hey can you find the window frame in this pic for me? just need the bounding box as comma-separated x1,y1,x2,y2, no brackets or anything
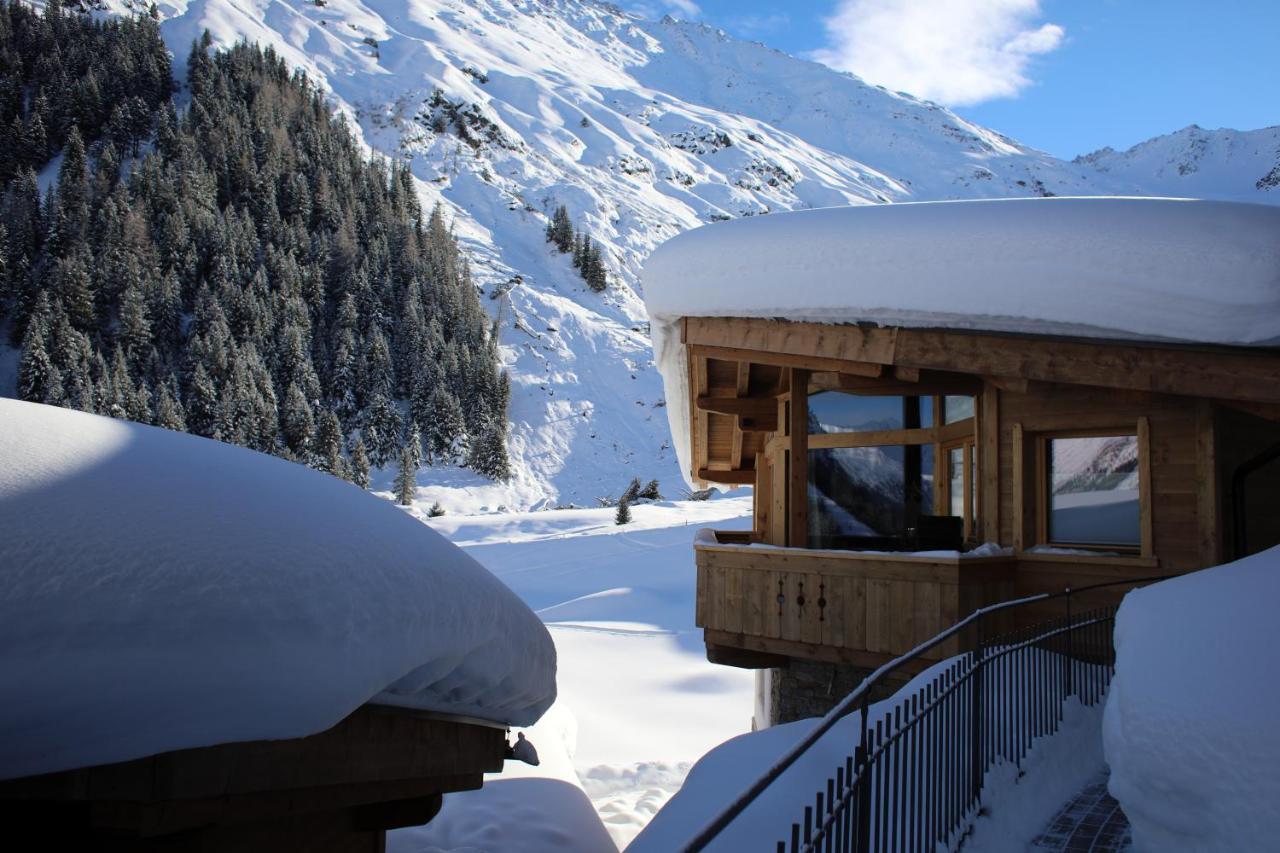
803,388,979,548
940,435,977,540
1030,421,1152,556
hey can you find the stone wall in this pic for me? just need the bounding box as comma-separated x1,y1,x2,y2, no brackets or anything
766,659,911,726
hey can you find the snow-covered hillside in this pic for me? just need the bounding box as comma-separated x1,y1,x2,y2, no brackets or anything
1076,124,1280,203
71,0,1276,510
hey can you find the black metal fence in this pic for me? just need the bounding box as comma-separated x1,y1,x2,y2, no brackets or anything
682,578,1167,853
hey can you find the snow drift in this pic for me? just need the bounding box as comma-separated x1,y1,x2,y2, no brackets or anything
643,196,1280,485
0,399,556,781
1104,547,1280,850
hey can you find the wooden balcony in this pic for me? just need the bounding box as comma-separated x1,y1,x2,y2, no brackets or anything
694,532,1016,671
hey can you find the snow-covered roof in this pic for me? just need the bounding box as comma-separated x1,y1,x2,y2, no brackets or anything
0,399,556,781
642,197,1280,485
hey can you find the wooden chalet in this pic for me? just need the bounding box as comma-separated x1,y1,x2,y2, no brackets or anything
644,198,1280,724
0,705,506,852
0,398,556,852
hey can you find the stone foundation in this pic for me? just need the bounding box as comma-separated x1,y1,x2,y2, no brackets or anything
763,659,912,727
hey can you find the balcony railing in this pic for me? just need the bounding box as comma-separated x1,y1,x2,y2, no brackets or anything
681,576,1167,853
695,533,1017,664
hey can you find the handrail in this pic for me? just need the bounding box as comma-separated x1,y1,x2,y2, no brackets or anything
680,574,1169,852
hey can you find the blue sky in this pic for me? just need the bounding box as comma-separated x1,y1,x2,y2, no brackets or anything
638,1,1280,159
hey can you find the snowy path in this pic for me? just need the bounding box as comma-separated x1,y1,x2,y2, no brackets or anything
389,496,757,851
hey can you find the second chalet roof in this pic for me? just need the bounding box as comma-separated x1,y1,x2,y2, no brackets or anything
643,197,1280,348
0,399,557,781
642,197,1280,486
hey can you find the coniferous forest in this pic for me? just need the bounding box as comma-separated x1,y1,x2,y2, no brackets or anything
0,0,511,484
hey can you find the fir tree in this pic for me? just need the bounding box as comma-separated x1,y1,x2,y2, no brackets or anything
17,296,59,403
155,381,187,431
545,204,574,253
0,28,509,484
394,443,417,506
615,496,632,526
315,409,345,475
621,477,642,504
349,435,371,489
467,420,511,481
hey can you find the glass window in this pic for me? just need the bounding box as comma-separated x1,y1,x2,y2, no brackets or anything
809,392,932,434
1047,435,1140,547
943,395,975,424
948,446,965,518
808,445,934,548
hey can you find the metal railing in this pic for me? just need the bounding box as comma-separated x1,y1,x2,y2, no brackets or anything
682,577,1168,853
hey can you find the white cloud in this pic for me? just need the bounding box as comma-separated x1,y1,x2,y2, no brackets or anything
812,0,1064,106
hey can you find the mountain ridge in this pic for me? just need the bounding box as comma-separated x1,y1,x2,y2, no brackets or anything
55,0,1280,509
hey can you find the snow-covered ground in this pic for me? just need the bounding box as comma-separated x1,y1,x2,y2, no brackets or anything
386,494,756,850
1104,546,1280,851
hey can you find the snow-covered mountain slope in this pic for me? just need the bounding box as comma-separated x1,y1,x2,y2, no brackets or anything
82,0,1277,510
1075,124,1280,202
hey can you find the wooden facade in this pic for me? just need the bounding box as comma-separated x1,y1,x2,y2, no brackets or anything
682,316,1280,672
0,704,508,852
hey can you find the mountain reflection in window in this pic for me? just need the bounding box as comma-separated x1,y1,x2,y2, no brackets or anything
1047,435,1140,547
807,392,933,549
809,391,932,433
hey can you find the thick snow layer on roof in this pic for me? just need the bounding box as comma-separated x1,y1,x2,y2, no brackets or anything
643,197,1280,485
0,399,555,781
1103,547,1280,850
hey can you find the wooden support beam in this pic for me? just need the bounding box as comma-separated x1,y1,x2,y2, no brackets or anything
697,467,756,484
690,343,885,378
788,368,809,548
1138,416,1153,558
985,375,1030,394
732,362,751,468
695,395,777,418
1195,401,1221,567
691,352,709,486
737,412,778,433
894,365,921,382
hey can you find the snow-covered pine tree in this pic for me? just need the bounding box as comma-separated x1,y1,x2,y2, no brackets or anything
546,204,574,253
468,420,511,481
621,477,642,504
394,443,417,506
315,410,345,475
0,22,512,485
640,479,662,500
349,435,371,489
615,497,632,525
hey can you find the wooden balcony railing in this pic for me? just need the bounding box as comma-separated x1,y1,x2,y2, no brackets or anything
694,533,1016,668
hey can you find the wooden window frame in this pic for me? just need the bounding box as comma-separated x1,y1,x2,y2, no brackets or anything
940,436,977,540
805,391,973,449
1022,419,1153,557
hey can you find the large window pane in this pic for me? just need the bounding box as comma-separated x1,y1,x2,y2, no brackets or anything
808,445,934,548
1047,435,1140,547
809,392,932,434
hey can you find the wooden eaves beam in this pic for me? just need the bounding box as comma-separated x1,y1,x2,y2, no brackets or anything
685,316,1280,405
696,467,756,484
